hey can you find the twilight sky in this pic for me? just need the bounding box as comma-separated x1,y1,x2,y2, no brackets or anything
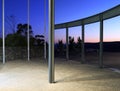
0,0,120,43
55,0,120,43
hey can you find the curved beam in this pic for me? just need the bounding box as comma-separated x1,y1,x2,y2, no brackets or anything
55,5,120,29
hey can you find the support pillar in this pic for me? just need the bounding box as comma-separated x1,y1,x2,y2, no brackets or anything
44,0,47,60
99,15,103,68
81,24,85,63
66,27,69,60
48,0,55,83
2,0,5,64
27,0,30,61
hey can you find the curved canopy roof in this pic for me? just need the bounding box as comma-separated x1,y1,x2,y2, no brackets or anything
55,5,120,29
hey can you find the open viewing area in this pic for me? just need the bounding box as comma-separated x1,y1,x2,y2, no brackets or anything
0,59,120,91
0,0,120,91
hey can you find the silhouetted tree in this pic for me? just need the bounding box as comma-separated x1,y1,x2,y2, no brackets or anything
16,23,33,37
76,36,82,52
16,24,23,34
77,37,81,47
5,34,27,46
57,40,64,56
5,23,34,47
5,23,46,47
69,36,75,52
58,40,64,51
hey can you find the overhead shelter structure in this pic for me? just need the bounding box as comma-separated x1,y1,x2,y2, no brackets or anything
1,0,120,83
54,4,120,67
49,1,120,83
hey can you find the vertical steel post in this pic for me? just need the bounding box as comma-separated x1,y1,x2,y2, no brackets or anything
81,23,85,63
66,27,69,60
2,0,5,64
27,0,30,61
44,0,47,59
99,15,103,68
48,0,55,83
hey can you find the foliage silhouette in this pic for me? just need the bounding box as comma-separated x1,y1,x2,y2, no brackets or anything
76,37,82,52
16,23,33,37
5,33,27,46
69,36,75,53
55,40,65,57
55,36,82,57
5,23,44,47
58,40,64,52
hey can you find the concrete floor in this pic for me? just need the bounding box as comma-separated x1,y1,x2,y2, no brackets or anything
0,58,120,91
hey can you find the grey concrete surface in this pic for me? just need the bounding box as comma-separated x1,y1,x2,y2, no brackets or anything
0,58,120,91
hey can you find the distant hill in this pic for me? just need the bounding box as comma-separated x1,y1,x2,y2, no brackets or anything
85,41,120,52
55,41,120,53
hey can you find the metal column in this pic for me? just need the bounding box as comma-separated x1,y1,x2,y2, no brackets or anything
27,0,30,61
2,0,5,64
48,0,55,83
44,0,47,59
81,24,85,63
66,27,69,60
99,15,103,68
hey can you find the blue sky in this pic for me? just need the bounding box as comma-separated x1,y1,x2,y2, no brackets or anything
55,0,120,23
55,0,120,43
0,0,120,43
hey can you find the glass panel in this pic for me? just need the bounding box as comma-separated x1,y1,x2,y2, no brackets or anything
104,16,120,69
55,29,66,58
69,26,81,61
5,0,28,61
29,0,44,60
85,22,99,65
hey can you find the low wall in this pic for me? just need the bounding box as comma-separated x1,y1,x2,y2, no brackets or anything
0,46,44,61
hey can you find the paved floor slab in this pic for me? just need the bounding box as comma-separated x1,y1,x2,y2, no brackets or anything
0,58,120,91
